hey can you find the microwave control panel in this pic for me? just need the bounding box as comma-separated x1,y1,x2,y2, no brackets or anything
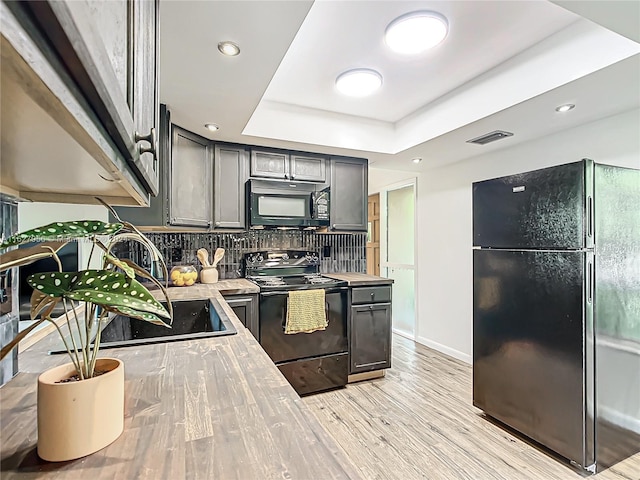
313,191,330,220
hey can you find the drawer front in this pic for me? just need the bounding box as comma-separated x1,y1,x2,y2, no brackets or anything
351,286,391,304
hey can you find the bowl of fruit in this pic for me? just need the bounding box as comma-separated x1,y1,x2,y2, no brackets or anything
170,265,198,287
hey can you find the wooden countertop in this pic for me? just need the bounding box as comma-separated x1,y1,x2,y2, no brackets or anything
324,272,394,286
0,283,360,479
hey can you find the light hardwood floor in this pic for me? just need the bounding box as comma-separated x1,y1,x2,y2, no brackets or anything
303,335,640,480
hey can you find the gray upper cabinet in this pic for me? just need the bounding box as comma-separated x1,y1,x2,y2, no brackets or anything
250,150,289,180
23,0,160,196
251,149,326,182
0,0,161,205
330,157,368,231
112,104,170,226
290,155,326,182
169,127,212,228
214,145,248,229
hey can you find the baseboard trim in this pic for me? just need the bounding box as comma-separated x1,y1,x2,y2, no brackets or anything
416,336,471,364
348,370,385,383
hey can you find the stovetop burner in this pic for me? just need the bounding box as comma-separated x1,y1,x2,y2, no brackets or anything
244,250,347,291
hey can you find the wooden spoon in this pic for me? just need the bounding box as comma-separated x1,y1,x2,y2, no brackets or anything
211,248,225,267
197,248,211,267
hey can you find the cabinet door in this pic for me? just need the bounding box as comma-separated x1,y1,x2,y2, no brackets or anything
169,127,212,228
112,104,170,225
130,0,160,195
25,0,159,195
250,150,290,180
330,158,368,231
214,145,248,229
350,303,392,374
290,155,326,182
223,294,258,339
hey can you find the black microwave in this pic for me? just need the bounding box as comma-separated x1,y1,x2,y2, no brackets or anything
248,179,330,228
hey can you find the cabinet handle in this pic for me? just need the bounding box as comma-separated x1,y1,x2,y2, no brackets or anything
135,127,157,157
290,174,295,180
284,174,289,180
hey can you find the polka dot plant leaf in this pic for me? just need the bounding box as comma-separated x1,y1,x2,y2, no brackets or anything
27,270,171,321
0,221,123,248
103,304,170,328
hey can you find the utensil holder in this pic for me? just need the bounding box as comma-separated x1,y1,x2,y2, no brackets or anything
200,266,218,284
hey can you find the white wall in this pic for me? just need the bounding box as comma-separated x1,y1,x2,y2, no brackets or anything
413,108,639,363
18,202,109,270
368,167,420,195
369,109,640,363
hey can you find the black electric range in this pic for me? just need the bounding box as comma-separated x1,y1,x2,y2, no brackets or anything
244,250,348,395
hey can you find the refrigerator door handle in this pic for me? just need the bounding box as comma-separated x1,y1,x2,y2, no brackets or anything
587,260,594,304
587,196,593,238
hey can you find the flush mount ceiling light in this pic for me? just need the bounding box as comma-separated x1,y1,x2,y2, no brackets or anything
204,123,219,132
412,157,422,164
217,41,240,56
335,69,383,97
555,103,575,113
385,11,449,55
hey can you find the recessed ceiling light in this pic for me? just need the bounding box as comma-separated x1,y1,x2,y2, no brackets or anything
385,11,448,55
412,158,422,164
204,123,219,132
218,41,240,56
335,69,383,97
555,103,575,113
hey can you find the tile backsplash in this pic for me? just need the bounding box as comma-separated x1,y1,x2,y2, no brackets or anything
0,194,19,386
113,230,367,279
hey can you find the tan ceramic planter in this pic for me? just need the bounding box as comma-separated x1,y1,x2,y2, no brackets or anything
37,358,124,462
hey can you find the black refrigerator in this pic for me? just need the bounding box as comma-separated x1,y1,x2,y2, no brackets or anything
473,159,640,473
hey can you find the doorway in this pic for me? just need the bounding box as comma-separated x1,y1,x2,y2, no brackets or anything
367,193,380,276
381,181,416,339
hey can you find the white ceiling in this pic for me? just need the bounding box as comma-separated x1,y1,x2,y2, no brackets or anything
160,0,640,172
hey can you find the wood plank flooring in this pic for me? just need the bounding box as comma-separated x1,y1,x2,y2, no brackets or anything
303,335,640,480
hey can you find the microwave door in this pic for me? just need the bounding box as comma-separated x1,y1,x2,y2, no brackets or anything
252,193,310,227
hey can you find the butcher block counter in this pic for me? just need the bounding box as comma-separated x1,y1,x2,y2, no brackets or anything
324,272,393,286
0,280,361,479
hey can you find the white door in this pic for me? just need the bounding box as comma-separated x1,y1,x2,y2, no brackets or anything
381,181,416,339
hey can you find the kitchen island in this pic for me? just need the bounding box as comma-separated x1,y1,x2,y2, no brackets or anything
0,280,361,479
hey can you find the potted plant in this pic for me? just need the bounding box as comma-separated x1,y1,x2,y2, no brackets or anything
0,201,172,461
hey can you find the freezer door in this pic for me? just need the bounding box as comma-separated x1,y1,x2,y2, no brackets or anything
473,161,586,249
473,249,588,466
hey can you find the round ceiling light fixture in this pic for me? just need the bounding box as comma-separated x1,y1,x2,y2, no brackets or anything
555,103,575,113
335,69,383,97
412,157,422,164
204,123,220,132
385,11,449,55
217,41,240,56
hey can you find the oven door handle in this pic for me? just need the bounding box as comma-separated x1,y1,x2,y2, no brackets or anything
260,286,348,297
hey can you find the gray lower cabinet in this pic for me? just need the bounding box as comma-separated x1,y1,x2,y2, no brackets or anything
169,126,212,227
349,285,392,374
214,145,248,229
223,294,258,339
330,157,368,231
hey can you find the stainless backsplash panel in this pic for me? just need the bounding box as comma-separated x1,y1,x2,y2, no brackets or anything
113,231,367,279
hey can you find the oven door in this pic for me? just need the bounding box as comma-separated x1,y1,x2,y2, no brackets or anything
259,287,348,363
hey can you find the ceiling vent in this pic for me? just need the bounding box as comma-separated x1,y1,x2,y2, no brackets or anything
466,130,513,145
